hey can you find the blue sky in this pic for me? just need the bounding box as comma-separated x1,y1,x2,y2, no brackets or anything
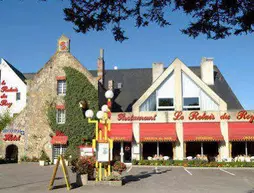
0,1,253,109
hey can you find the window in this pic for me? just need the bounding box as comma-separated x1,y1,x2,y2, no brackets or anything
157,98,174,111
57,109,66,124
53,145,67,159
57,80,66,95
16,92,21,101
183,97,200,111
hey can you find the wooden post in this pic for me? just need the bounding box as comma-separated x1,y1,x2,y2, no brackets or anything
48,155,71,191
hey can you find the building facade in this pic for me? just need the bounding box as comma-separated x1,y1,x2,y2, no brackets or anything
1,35,253,163
0,35,98,162
0,58,27,117
101,59,254,162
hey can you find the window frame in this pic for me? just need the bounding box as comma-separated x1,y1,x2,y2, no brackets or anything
57,80,66,95
156,97,175,111
183,97,200,111
56,109,66,124
16,92,21,101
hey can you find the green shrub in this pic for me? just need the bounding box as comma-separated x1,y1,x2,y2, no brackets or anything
31,156,39,162
0,111,13,132
132,159,138,165
104,171,122,181
0,158,7,164
39,150,50,162
134,159,254,167
20,155,31,162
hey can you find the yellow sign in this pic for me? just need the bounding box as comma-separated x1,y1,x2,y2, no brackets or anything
48,155,71,191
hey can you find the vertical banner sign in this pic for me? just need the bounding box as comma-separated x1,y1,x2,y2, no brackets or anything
48,155,71,191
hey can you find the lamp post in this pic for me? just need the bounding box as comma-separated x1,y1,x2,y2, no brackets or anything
82,90,114,181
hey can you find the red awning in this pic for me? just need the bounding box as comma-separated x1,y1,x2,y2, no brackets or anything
56,76,66,80
109,124,132,141
56,105,65,110
140,123,177,142
183,122,223,141
51,136,68,145
228,122,254,141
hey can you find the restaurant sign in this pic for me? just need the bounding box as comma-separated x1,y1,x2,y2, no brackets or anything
0,80,18,108
118,113,157,121
173,110,254,123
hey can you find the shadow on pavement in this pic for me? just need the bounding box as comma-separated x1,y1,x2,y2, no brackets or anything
51,182,79,190
123,168,171,185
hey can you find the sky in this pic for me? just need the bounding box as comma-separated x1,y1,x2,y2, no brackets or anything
0,1,253,109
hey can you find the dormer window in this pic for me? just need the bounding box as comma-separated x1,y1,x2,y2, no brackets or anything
183,97,200,111
57,80,66,95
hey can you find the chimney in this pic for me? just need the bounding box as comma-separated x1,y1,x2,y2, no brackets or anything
201,57,214,85
152,63,164,82
97,49,105,85
108,80,114,90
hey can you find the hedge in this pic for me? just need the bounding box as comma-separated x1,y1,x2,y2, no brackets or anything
132,159,254,167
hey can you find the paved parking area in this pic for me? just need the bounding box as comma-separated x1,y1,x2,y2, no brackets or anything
1,163,254,193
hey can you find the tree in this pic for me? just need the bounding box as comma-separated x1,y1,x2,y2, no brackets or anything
62,0,253,42
0,111,13,132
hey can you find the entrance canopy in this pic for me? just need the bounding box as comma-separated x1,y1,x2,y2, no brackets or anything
51,136,68,145
109,124,132,141
140,123,177,142
183,122,223,141
228,122,254,141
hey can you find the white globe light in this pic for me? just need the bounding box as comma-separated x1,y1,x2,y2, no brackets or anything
85,110,94,118
96,111,104,119
101,105,108,112
105,90,114,99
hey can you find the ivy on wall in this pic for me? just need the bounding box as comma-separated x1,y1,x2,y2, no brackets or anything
47,67,98,158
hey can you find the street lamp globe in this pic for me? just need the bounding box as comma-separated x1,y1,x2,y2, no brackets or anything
96,111,104,119
85,109,94,118
105,90,114,99
101,104,108,112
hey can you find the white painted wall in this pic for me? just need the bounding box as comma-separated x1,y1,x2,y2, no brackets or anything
157,72,175,98
182,72,219,111
0,59,27,116
140,72,174,111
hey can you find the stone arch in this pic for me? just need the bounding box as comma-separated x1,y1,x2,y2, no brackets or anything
5,144,18,163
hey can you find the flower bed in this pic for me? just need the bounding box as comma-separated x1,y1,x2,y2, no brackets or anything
132,159,254,167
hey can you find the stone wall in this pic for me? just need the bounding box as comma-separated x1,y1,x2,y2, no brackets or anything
0,37,97,161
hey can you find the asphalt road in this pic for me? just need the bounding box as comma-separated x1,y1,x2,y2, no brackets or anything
1,163,254,193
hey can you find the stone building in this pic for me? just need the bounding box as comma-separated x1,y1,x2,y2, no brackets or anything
0,35,98,162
